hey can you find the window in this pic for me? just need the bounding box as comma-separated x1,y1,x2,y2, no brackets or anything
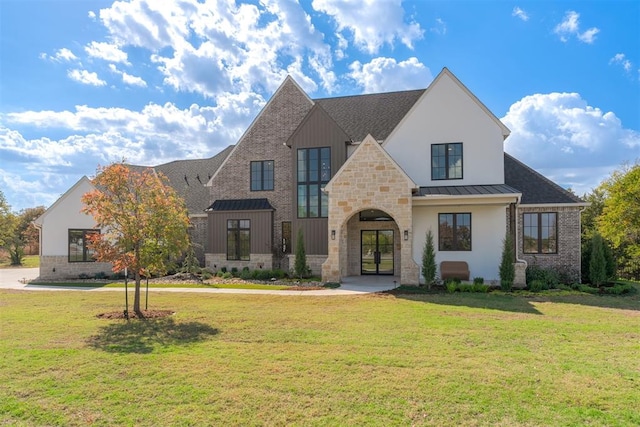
250,160,274,191
432,143,463,180
523,212,557,254
68,229,98,262
438,213,471,251
297,147,330,218
227,219,250,260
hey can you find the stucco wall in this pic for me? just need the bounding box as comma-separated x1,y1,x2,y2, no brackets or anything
384,71,506,187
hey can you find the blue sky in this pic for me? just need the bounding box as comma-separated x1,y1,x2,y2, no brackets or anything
1,0,638,211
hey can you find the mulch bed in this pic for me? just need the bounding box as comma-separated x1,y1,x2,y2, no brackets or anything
96,310,175,319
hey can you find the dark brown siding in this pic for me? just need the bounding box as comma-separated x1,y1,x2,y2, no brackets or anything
208,210,273,254
289,105,349,255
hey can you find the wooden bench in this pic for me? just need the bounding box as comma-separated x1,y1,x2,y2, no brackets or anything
440,261,470,281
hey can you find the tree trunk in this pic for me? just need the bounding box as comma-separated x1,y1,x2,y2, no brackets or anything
133,270,142,315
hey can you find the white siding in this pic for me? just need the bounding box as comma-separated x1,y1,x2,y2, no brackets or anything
412,204,507,282
39,177,98,257
385,72,506,187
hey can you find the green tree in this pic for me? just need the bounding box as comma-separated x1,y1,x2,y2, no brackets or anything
589,233,607,286
499,232,515,291
0,190,16,251
294,228,307,279
597,162,640,280
421,229,437,289
82,163,191,315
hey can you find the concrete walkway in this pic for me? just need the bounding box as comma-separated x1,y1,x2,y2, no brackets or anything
0,267,399,296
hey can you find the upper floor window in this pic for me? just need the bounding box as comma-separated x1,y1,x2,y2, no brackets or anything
523,212,557,254
250,160,274,191
297,147,330,218
432,143,463,180
438,213,471,251
227,219,250,260
69,229,99,262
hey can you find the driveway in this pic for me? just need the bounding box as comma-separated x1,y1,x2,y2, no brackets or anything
0,267,398,295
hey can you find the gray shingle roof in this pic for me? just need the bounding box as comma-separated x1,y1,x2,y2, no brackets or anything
504,153,583,204
417,184,520,197
126,145,234,215
206,198,274,211
314,89,425,142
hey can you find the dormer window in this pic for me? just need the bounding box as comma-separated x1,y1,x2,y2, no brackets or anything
250,160,274,191
432,143,463,180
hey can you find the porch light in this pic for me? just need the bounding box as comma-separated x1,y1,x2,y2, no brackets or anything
404,230,409,240
331,230,336,240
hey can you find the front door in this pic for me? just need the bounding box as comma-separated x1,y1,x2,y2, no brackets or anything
361,230,394,275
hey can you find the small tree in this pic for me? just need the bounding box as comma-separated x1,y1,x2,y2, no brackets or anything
421,229,437,289
589,233,607,286
82,163,190,315
499,232,515,291
294,228,307,279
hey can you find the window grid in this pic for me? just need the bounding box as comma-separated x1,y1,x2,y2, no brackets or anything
250,160,274,191
523,212,557,254
438,213,471,251
68,229,99,262
297,147,330,218
227,219,250,260
432,143,463,180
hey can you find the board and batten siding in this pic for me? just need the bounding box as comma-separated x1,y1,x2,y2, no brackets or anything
288,105,349,255
208,210,273,255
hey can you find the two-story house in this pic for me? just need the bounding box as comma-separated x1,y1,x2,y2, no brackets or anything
204,68,585,285
34,67,584,285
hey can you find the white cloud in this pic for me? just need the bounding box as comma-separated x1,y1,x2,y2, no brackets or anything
610,53,633,73
311,0,424,54
512,7,529,22
502,92,640,194
88,10,96,19
41,48,78,62
121,72,147,87
430,18,447,35
554,10,599,44
85,41,129,64
349,57,432,93
67,69,106,86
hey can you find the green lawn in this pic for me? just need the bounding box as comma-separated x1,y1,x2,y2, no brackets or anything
30,281,293,290
0,254,39,268
1,289,639,426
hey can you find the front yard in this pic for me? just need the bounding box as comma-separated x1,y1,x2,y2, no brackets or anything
1,288,638,426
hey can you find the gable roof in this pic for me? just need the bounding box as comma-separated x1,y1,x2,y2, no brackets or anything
33,176,95,226
504,153,584,204
314,89,424,142
128,145,234,215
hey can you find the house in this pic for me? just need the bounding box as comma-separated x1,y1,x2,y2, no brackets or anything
204,68,585,285
33,147,233,280
36,68,585,285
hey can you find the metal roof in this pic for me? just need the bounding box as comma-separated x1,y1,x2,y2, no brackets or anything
417,184,521,197
206,198,274,212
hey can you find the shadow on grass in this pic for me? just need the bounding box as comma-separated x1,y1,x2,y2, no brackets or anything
392,292,544,315
87,317,219,354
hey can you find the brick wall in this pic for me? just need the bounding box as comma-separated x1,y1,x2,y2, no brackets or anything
189,215,208,265
509,205,582,282
39,256,113,280
208,78,313,270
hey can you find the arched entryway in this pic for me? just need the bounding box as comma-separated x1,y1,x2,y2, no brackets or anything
345,209,400,276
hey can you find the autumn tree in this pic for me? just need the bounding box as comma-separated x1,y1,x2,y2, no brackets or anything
597,162,640,280
82,163,190,315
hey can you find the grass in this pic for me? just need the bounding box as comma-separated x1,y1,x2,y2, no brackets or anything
30,281,293,290
1,288,639,426
0,254,39,268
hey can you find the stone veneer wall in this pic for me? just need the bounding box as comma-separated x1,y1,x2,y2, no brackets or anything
322,136,420,284
205,253,273,273
208,78,314,270
285,254,326,276
509,205,582,282
38,256,113,281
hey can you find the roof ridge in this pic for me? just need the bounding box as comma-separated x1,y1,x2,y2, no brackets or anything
313,88,425,102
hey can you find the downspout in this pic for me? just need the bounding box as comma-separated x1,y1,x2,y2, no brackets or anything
512,198,527,288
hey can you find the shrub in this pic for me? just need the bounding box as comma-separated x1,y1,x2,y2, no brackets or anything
221,272,233,279
421,229,437,289
473,277,484,285
526,264,560,289
94,271,108,280
240,267,252,280
445,280,458,293
201,270,213,280
78,273,91,279
472,283,489,293
231,267,238,276
499,232,515,291
459,283,473,292
220,266,227,273
528,279,547,292
589,233,607,286
294,228,307,279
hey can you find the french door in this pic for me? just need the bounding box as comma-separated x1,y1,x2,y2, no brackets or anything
361,230,394,275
